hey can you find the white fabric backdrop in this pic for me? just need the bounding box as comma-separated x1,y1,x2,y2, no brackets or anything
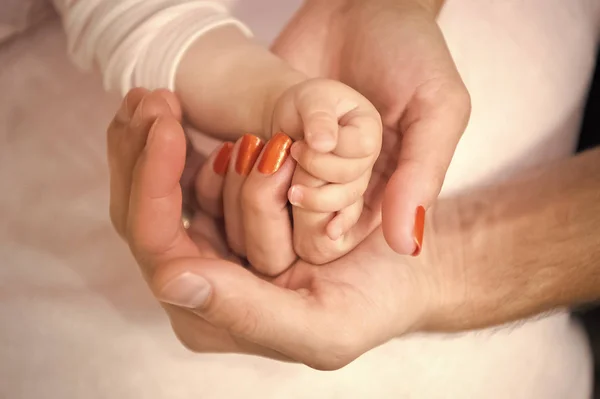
0,0,598,397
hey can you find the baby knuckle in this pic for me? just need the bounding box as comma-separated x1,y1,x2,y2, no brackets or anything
297,152,318,175
341,186,362,207
358,130,382,157
226,235,246,258
293,234,342,265
327,164,357,184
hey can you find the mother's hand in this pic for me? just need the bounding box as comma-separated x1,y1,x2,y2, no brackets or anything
272,0,471,255
109,89,451,370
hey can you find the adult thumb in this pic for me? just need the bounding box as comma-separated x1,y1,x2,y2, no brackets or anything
152,258,323,364
382,82,470,255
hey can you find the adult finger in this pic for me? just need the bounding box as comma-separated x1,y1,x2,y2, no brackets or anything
108,89,182,237
107,88,148,236
127,115,201,277
222,134,264,257
288,174,369,213
382,80,471,255
241,133,296,276
289,140,374,184
195,142,233,217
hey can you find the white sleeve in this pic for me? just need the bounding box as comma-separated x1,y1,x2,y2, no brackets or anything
52,0,252,96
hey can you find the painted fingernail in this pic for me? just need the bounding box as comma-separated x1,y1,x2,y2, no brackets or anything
213,142,233,176
258,132,292,175
157,272,211,309
412,206,426,256
288,185,303,206
235,134,264,176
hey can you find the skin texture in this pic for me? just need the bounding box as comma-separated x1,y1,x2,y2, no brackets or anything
270,0,471,255
175,26,384,271
109,88,600,371
174,0,470,258
108,89,431,370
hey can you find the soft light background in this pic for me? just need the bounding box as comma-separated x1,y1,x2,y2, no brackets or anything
0,1,598,398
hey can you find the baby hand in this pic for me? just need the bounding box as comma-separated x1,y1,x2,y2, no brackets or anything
271,78,383,264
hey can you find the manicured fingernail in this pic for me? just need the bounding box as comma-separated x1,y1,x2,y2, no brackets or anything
288,185,303,206
158,272,211,309
258,133,292,175
235,134,264,176
213,142,233,176
412,206,426,256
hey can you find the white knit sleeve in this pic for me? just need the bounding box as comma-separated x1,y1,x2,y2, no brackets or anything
52,0,252,96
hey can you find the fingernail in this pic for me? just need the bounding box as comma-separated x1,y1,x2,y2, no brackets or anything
258,132,292,175
412,206,426,256
288,185,303,206
213,142,233,176
158,272,211,309
147,117,161,146
235,134,264,176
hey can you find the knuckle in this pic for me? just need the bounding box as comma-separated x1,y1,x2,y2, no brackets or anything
307,333,360,370
332,168,356,184
338,184,362,210
134,92,172,124
226,235,246,258
297,150,318,176
293,231,342,265
241,182,270,214
357,126,382,157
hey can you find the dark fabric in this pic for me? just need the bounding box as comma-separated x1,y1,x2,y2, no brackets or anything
578,49,600,152
576,47,600,397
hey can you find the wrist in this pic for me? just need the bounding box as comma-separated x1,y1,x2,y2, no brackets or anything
414,198,471,333
259,69,305,141
175,26,304,140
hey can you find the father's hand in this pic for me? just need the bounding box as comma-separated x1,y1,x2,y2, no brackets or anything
272,0,471,255
108,89,451,370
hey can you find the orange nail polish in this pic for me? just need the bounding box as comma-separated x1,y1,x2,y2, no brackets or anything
213,142,233,175
235,134,264,176
258,133,292,175
412,206,426,256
